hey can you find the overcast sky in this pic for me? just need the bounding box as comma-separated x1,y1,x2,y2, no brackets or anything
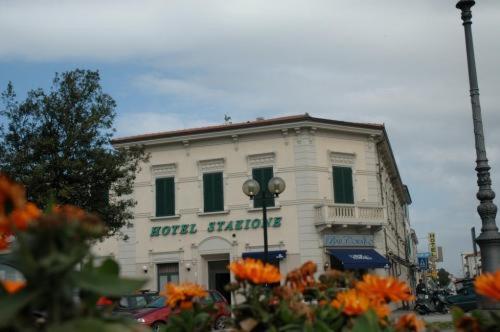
1,0,499,276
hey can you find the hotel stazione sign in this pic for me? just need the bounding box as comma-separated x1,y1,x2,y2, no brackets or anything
150,217,282,237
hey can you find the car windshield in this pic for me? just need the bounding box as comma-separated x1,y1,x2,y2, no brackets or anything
146,296,166,308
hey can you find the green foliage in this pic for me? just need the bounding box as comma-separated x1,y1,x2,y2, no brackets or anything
0,204,146,332
437,268,451,287
0,70,148,234
162,307,213,332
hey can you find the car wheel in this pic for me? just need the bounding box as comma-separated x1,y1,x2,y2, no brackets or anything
151,322,165,332
214,316,227,330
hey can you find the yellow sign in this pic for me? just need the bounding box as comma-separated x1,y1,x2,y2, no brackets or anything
428,233,437,259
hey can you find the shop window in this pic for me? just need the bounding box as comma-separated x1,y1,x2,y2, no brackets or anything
203,172,224,212
156,177,175,217
333,166,354,204
157,263,179,292
252,167,275,208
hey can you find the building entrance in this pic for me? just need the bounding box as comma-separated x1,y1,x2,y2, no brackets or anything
208,259,231,304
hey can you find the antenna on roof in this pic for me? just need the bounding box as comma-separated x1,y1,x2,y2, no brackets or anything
224,114,232,124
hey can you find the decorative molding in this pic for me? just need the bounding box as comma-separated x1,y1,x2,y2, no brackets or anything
231,135,239,151
276,165,329,173
247,152,275,167
198,158,225,173
182,140,190,156
330,152,356,166
151,163,177,177
281,129,289,145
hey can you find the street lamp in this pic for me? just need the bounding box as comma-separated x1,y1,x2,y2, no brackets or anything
242,176,286,264
456,0,500,309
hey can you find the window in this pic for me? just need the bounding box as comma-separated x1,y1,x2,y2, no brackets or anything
157,263,179,291
333,166,354,204
203,172,224,212
252,167,275,208
156,177,175,217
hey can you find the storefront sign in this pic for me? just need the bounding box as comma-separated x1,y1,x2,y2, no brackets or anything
324,234,374,247
150,217,282,237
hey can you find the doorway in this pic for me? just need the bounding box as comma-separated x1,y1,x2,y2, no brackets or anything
208,259,231,304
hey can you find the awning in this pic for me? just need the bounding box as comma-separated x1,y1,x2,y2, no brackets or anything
327,248,390,269
242,250,287,262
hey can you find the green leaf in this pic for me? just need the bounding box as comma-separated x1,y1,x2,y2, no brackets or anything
97,258,120,276
312,320,334,332
47,317,143,332
451,306,464,323
351,310,381,332
72,270,146,296
0,290,36,328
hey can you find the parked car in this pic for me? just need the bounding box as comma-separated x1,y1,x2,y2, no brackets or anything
131,290,230,331
446,280,477,312
96,292,158,312
115,292,158,312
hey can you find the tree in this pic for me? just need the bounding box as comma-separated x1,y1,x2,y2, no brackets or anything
437,268,451,287
0,69,148,234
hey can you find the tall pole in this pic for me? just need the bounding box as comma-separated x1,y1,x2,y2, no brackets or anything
456,0,500,309
262,191,269,264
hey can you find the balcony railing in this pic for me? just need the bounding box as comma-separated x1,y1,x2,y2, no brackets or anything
314,203,386,226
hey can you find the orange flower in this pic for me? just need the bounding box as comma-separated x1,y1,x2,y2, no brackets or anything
0,234,9,250
455,316,480,332
161,282,207,310
0,174,40,249
474,271,500,301
285,261,317,292
1,280,26,294
52,205,86,221
229,258,281,284
356,274,414,303
0,174,27,219
331,289,371,316
371,300,391,319
395,313,425,332
10,202,41,230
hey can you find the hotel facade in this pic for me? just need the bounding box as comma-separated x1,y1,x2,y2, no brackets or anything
93,114,418,301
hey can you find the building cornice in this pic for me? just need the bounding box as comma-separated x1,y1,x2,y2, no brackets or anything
112,114,383,147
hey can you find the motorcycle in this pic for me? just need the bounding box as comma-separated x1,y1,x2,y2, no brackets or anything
415,292,434,315
414,289,449,315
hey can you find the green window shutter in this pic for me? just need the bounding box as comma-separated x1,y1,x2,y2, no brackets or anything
333,166,354,204
252,167,275,208
156,177,175,216
204,172,224,212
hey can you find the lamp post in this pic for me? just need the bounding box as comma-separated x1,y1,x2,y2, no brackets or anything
456,0,500,309
242,176,286,264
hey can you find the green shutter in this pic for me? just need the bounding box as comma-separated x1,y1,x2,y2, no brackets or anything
204,172,224,212
253,167,275,208
333,166,354,204
156,177,175,216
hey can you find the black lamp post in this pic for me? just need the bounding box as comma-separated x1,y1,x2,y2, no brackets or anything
456,0,500,309
242,176,286,264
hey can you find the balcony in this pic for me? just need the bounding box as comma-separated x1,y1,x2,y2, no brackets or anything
314,203,386,229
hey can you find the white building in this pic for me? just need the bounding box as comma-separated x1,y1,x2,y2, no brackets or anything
94,114,417,300
462,252,481,278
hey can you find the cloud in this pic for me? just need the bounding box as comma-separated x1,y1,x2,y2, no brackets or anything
2,0,500,276
115,111,214,137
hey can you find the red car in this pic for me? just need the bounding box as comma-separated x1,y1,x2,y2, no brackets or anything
132,290,230,331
